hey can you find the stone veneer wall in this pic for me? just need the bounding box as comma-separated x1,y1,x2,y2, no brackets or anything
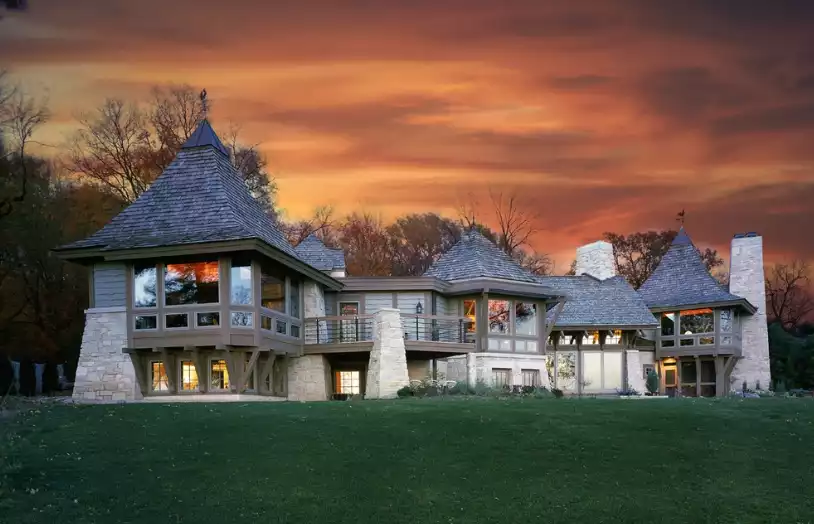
575,240,616,280
72,307,139,402
729,235,772,391
287,355,330,401
303,279,327,341
365,308,409,399
625,350,646,393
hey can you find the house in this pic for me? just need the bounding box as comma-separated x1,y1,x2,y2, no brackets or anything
55,120,771,401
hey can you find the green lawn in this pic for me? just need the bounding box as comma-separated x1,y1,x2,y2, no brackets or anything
2,398,814,524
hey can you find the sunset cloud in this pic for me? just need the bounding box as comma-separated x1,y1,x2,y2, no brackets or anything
1,0,812,267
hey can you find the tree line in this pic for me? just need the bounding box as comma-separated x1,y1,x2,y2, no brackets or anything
1,71,812,392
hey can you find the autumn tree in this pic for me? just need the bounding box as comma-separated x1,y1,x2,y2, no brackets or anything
766,260,814,330
280,205,339,247
387,213,461,276
603,230,723,289
339,212,393,276
68,85,278,212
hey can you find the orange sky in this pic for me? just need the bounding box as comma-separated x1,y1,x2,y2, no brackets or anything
2,0,813,270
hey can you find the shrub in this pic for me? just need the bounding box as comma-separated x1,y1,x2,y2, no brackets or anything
0,358,13,396
42,363,60,395
532,387,552,399
617,386,639,396
448,381,471,395
551,388,564,398
645,369,660,395
396,386,413,398
520,385,535,395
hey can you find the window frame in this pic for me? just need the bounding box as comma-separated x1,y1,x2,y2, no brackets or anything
179,359,200,393
209,359,231,392
150,360,169,393
163,260,221,307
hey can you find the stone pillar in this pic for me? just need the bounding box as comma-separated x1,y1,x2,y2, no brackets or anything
365,308,409,399
575,240,616,280
466,352,477,388
72,307,137,402
287,355,330,401
303,279,327,342
625,350,645,394
728,234,771,391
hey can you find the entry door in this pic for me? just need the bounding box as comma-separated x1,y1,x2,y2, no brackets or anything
663,363,678,397
339,302,360,342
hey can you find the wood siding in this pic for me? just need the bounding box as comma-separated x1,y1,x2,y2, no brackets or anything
364,293,393,314
93,263,127,308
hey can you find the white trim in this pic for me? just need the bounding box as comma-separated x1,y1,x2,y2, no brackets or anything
86,306,127,314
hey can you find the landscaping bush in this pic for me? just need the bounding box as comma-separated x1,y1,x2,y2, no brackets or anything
645,369,660,395
396,386,413,398
42,363,60,395
0,357,13,396
448,381,471,395
617,386,639,396
551,388,564,398
18,359,36,397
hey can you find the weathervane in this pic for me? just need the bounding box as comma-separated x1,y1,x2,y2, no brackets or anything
200,89,208,119
676,209,686,226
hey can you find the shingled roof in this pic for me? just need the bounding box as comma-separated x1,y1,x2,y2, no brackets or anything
538,275,658,328
423,230,538,283
294,234,346,272
56,119,298,260
637,228,752,310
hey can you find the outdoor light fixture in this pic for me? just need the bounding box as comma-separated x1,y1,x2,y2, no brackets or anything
415,301,423,314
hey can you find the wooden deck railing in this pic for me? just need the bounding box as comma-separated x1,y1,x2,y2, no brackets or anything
400,314,475,344
303,315,374,345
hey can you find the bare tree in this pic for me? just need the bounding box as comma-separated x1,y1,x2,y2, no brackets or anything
766,260,814,329
0,73,49,218
339,212,392,276
68,98,155,203
514,249,553,276
280,205,338,247
490,189,539,255
387,213,461,276
222,124,278,216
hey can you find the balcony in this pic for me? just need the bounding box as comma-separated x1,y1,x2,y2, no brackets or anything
303,313,475,355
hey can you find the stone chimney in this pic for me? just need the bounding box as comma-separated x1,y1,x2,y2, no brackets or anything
728,233,771,390
575,240,616,280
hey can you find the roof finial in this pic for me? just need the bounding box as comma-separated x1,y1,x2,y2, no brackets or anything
200,89,208,119
676,208,685,226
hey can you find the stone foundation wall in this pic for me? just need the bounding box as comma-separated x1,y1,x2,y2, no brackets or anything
365,308,409,399
575,240,616,280
468,353,551,389
72,307,138,402
287,355,330,401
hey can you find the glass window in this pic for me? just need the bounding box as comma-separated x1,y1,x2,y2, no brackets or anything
605,330,623,345
289,280,300,319
210,359,230,390
603,352,623,391
521,369,540,387
680,308,714,334
463,299,477,338
134,264,157,308
680,338,694,347
515,302,537,336
557,352,577,392
290,324,301,338
336,371,360,395
261,315,272,330
164,261,219,305
515,340,538,353
661,313,675,337
487,338,511,351
681,360,697,383
721,336,733,345
582,352,602,391
661,339,675,347
261,264,286,312
231,311,253,327
563,332,580,346
165,313,188,329
151,362,168,391
231,260,253,305
196,312,220,327
700,336,715,345
276,319,287,335
720,309,733,332
488,300,510,334
180,360,198,391
492,368,511,388
135,315,157,330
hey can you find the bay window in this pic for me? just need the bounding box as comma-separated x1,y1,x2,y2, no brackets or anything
488,299,510,334
134,264,157,308
231,259,253,305
261,264,286,312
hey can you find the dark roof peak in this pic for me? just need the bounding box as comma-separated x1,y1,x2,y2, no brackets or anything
295,234,346,271
181,119,230,157
424,230,537,283
672,227,692,246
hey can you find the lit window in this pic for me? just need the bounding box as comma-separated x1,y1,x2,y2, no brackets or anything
210,360,230,390
151,362,168,391
335,371,360,394
261,263,286,312
231,259,253,305
134,264,157,308
180,360,198,391
583,331,601,345
680,308,714,334
463,300,477,339
164,261,219,305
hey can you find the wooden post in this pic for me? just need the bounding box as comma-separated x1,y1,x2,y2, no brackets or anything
160,348,177,394
258,353,277,395
694,356,702,397
240,349,260,393
128,351,150,396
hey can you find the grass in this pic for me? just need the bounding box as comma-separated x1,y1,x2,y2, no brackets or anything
1,397,814,524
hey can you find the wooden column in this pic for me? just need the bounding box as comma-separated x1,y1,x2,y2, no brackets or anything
258,353,277,395
694,356,702,397
128,351,150,396
160,348,177,394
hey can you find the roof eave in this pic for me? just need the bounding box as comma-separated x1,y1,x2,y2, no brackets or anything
551,323,659,330
648,298,757,315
